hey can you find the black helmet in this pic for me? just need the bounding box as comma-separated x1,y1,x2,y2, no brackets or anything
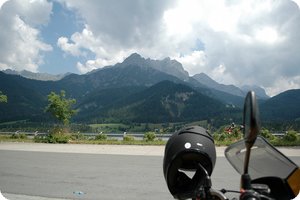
163,126,216,199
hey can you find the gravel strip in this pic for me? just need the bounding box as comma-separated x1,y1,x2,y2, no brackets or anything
0,142,228,156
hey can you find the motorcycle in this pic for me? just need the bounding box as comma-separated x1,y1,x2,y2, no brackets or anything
163,91,300,200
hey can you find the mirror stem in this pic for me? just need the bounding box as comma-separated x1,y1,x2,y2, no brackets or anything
243,145,251,174
241,145,252,190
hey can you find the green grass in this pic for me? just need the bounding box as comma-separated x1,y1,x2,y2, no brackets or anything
0,135,32,143
267,138,300,147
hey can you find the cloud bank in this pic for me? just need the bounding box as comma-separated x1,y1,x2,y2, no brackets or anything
1,0,300,96
57,0,300,96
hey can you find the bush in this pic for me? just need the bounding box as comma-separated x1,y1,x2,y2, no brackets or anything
260,128,275,141
71,132,86,140
34,127,71,143
10,133,27,139
95,133,108,141
48,132,70,143
34,134,49,143
123,134,135,142
283,130,298,142
231,129,242,140
216,133,227,141
213,125,242,142
143,132,156,142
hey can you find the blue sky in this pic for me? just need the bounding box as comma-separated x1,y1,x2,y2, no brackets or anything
39,1,86,74
1,0,300,96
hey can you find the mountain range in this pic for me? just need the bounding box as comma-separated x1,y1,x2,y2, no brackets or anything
0,53,299,125
3,69,68,81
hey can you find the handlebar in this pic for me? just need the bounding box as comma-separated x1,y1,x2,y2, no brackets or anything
240,190,261,200
203,187,275,200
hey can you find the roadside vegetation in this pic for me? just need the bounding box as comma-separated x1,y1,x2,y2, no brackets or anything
0,92,299,146
1,90,299,146
1,124,299,146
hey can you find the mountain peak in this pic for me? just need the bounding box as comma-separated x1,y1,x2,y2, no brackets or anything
193,72,245,97
241,85,269,99
121,53,147,69
2,69,66,81
193,73,218,87
120,53,189,81
123,53,144,63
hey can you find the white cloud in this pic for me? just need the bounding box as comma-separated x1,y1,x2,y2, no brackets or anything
1,0,300,96
174,51,207,76
56,0,177,73
169,0,300,96
57,25,133,73
76,52,128,74
76,58,113,74
265,76,300,96
292,0,300,8
210,64,237,86
254,27,283,44
56,0,300,96
0,0,9,8
0,0,52,72
57,36,82,57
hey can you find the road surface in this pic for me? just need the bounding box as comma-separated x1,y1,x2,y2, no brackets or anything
0,143,299,200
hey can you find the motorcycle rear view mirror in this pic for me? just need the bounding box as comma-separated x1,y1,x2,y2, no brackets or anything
243,91,260,149
241,91,260,191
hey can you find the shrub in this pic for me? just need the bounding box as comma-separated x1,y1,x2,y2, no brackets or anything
283,130,298,142
35,127,71,143
123,134,135,141
217,133,227,141
10,133,27,139
71,132,86,140
231,129,242,140
34,134,48,143
213,125,242,142
95,133,108,141
260,128,275,141
48,132,70,143
143,132,156,142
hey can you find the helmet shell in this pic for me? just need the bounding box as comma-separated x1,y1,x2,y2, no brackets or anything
163,126,216,199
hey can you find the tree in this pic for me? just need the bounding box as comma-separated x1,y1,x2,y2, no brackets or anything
45,90,77,125
0,91,7,103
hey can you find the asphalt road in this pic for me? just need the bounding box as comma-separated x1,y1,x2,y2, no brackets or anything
0,148,299,200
